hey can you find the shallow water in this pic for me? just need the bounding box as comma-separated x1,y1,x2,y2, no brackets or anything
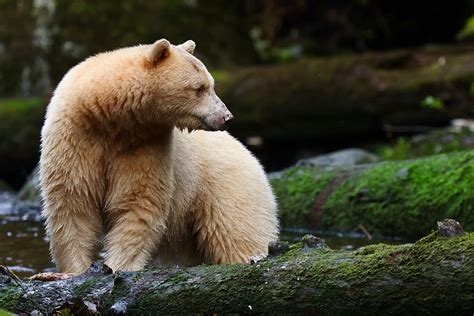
0,193,404,278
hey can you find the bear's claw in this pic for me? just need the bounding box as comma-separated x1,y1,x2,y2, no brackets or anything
30,272,76,281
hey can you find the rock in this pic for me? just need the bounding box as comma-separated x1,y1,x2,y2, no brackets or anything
268,240,290,257
0,191,16,216
437,219,465,237
16,165,40,203
301,234,327,249
268,148,379,180
296,148,380,167
0,180,12,192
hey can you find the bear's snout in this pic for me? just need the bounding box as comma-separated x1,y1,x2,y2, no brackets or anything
204,97,233,131
208,108,233,131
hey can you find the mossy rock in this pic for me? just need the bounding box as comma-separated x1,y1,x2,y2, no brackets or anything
16,165,39,202
272,150,474,238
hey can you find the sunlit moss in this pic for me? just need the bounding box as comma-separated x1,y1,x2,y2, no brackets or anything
323,151,474,237
272,151,474,238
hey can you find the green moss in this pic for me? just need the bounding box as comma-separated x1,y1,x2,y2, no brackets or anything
55,308,72,316
0,231,472,314
99,274,132,311
271,166,335,227
323,151,474,237
73,279,98,297
0,309,13,316
0,288,22,311
167,271,190,284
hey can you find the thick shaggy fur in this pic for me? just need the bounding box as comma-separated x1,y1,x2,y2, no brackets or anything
39,39,278,274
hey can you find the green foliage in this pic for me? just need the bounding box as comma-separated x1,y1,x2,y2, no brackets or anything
457,15,474,41
379,127,474,161
250,27,302,62
420,95,444,109
379,138,411,160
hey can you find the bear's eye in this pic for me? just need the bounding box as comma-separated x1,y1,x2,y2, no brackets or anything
195,85,206,96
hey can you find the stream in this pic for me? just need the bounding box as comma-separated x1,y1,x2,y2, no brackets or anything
0,192,404,278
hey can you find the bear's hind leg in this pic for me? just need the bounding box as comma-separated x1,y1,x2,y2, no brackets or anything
193,201,271,264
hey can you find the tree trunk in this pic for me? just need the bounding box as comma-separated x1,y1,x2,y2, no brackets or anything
272,150,474,238
0,220,473,315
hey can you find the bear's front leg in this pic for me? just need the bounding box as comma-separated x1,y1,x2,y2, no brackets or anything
103,149,172,272
42,183,103,274
103,203,168,271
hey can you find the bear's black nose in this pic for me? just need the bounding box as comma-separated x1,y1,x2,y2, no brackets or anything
224,113,233,123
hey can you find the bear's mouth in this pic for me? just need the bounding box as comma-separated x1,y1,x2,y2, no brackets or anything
185,115,227,132
198,117,225,131
199,118,216,131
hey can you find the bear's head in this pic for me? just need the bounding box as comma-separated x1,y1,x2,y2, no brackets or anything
141,39,233,132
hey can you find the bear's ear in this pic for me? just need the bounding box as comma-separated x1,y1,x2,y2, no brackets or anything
179,40,196,54
148,39,171,65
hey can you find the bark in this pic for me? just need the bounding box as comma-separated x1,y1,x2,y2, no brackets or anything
0,220,472,315
272,150,474,238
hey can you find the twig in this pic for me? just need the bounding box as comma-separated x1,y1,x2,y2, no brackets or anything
357,224,373,240
0,260,26,292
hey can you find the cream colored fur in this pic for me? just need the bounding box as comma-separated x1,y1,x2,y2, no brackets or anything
39,39,278,274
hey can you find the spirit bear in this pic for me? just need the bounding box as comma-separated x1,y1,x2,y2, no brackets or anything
39,39,279,274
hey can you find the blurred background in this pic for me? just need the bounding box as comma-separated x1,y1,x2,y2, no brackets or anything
1,0,474,276
1,0,474,189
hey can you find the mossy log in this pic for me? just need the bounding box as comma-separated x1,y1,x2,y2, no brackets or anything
0,220,472,315
272,150,474,238
218,44,474,145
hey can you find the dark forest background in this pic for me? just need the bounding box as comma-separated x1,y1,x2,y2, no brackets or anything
2,0,474,95
1,0,474,188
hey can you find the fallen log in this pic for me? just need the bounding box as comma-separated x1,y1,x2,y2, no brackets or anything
272,150,474,238
0,220,472,314
218,44,474,146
